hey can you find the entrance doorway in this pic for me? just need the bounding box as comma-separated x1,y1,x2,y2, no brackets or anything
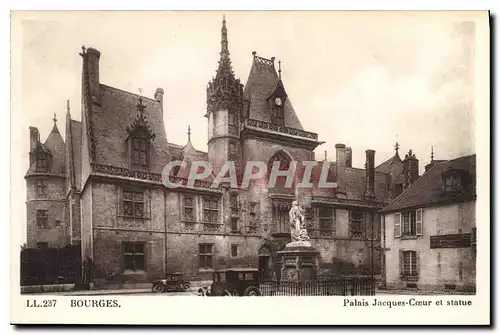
259,256,270,280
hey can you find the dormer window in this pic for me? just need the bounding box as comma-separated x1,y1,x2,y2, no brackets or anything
126,97,155,171
35,153,48,172
444,175,462,191
442,168,466,192
271,107,285,126
131,135,148,170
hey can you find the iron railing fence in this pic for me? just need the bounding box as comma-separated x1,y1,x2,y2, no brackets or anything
259,276,376,296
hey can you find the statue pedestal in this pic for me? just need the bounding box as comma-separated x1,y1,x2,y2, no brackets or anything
278,242,319,282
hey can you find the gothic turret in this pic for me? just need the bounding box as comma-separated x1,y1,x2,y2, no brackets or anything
206,15,244,117
206,16,243,177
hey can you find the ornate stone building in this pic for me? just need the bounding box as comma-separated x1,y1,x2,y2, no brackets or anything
25,17,421,284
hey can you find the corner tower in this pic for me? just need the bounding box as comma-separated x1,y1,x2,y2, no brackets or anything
25,113,68,248
206,16,244,175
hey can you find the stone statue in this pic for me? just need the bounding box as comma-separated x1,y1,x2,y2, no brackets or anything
289,201,310,244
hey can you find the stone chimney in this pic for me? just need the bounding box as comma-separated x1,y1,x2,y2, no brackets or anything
403,150,419,188
154,88,164,107
29,126,40,167
29,126,40,151
345,146,352,168
335,143,346,167
86,47,101,104
364,149,375,199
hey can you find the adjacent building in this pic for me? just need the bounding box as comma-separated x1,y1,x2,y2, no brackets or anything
380,154,476,292
26,17,419,284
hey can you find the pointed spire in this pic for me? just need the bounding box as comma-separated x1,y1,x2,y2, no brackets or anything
220,14,229,59
207,15,242,115
187,125,191,142
49,111,61,135
431,146,434,161
66,99,70,116
278,60,282,80
324,150,328,161
394,141,400,154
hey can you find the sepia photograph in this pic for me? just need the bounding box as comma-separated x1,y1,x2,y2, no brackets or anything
9,10,490,325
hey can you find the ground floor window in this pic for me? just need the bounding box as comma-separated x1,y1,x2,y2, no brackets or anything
123,242,145,271
401,250,418,278
199,244,213,269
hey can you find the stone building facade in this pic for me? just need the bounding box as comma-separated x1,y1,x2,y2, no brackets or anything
25,17,421,284
380,154,476,292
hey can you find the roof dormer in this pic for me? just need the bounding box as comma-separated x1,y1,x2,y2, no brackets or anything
441,167,470,193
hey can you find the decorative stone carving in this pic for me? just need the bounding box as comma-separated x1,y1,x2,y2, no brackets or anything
245,119,318,140
91,163,221,190
288,200,311,247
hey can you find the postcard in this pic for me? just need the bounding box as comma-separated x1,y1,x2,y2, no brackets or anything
10,10,490,325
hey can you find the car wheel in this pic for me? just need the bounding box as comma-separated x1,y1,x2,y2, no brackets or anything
183,283,191,291
152,284,165,293
222,289,233,296
243,286,261,296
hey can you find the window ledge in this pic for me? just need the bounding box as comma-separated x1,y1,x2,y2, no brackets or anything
119,215,150,220
198,268,214,273
400,235,420,240
401,275,419,282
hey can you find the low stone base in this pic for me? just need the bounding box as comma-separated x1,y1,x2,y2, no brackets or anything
278,243,319,282
285,240,312,248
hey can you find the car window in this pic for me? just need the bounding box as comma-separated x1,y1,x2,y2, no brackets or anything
220,272,226,282
245,273,254,280
238,273,244,280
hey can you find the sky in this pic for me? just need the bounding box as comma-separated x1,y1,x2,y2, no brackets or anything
12,11,478,243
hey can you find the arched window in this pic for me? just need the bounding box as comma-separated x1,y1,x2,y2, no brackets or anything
267,150,294,195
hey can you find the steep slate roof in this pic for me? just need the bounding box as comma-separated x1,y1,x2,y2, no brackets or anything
381,154,476,213
26,123,66,176
339,166,390,202
376,153,402,173
308,160,391,203
91,84,169,173
243,54,303,130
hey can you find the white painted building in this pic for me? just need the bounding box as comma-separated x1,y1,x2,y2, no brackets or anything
380,154,476,292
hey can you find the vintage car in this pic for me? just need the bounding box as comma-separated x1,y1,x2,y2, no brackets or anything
206,268,262,296
152,272,191,293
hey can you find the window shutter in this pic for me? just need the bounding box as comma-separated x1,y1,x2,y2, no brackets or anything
394,213,402,238
399,250,404,278
415,208,423,235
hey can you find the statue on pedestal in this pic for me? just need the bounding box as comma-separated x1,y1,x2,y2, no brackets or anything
289,200,310,245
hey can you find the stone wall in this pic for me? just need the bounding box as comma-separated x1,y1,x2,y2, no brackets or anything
26,177,68,248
